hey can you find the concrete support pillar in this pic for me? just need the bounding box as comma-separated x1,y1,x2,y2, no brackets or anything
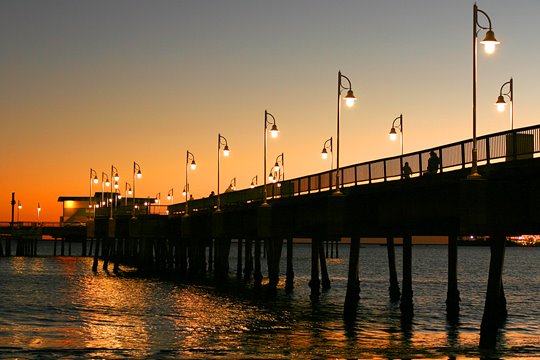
400,234,414,321
319,238,331,290
344,236,360,322
265,237,283,296
285,237,294,293
446,235,460,322
244,238,253,282
254,238,263,289
480,235,506,349
386,236,401,302
309,237,321,301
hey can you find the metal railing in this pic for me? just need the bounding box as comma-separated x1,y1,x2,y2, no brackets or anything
168,124,540,214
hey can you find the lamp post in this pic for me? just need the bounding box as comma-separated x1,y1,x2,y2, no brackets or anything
335,71,356,194
229,177,236,191
496,78,513,130
101,172,110,210
125,182,132,206
17,201,21,223
217,133,230,211
273,153,285,184
250,175,258,189
185,150,196,214
167,188,174,204
321,136,333,168
37,202,41,223
155,192,161,205
132,161,142,203
389,114,404,156
263,110,279,205
470,3,500,179
89,168,98,219
110,165,119,219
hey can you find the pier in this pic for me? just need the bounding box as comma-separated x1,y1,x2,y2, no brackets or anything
4,124,540,350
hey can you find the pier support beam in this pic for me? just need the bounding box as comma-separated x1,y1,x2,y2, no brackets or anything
285,237,294,293
236,239,243,279
386,236,401,302
400,234,414,321
92,238,101,272
446,235,460,322
309,237,321,301
479,235,506,349
243,238,253,282
254,238,263,289
344,236,360,322
319,238,331,290
265,237,283,296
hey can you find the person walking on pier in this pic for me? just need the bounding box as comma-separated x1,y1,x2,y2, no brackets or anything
402,162,412,179
426,151,440,175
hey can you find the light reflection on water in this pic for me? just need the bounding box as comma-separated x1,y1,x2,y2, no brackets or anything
0,245,538,358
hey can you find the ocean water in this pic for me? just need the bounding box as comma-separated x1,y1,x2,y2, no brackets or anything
0,242,538,359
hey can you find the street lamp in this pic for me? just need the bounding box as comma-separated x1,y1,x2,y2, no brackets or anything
110,165,119,219
17,200,22,223
389,114,404,156
250,175,258,189
101,172,110,209
125,182,132,206
273,153,284,183
321,136,333,168
217,133,230,211
335,70,356,194
229,177,236,191
496,78,513,129
263,110,279,205
470,3,500,179
37,202,41,223
155,192,161,204
89,168,98,218
185,150,196,214
132,161,142,204
167,188,174,203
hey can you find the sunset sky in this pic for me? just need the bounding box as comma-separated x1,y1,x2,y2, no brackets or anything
1,0,539,222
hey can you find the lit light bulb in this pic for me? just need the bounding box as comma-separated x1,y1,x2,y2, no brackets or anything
483,42,496,54
389,132,398,141
497,103,506,112
137,170,142,179
190,161,196,170
321,150,328,160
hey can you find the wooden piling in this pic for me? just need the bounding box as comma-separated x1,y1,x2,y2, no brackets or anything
400,234,414,321
446,235,460,321
254,238,262,289
285,237,294,293
386,236,401,302
236,239,243,279
479,235,506,349
265,237,283,296
309,237,321,301
319,238,331,290
344,236,360,322
92,238,101,272
244,238,253,282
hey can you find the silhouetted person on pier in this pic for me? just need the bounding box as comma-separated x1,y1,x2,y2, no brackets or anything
426,151,440,175
402,162,412,179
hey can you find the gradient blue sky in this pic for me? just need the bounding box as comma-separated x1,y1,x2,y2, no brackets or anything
1,0,539,221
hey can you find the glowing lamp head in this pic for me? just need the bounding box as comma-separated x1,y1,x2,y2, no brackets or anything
389,127,398,141
154,198,159,204
268,172,274,182
167,195,172,201
223,145,230,157
114,181,119,189
321,148,328,160
182,190,187,197
190,160,196,170
137,170,142,179
480,30,499,54
250,183,255,189
274,162,280,172
270,124,279,138
128,189,133,195
118,194,122,200
93,176,99,184
344,89,356,107
105,180,110,187
496,95,507,112
114,173,119,182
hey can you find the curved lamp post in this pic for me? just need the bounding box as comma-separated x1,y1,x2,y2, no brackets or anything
335,71,356,194
273,153,284,184
185,150,196,214
167,188,174,204
89,168,98,218
250,175,258,189
154,192,161,205
470,3,500,179
496,78,513,130
125,182,132,206
217,133,230,211
101,172,110,209
17,201,22,223
263,110,279,205
132,162,142,210
229,177,236,191
389,114,404,156
110,165,119,219
37,202,41,223
321,136,333,170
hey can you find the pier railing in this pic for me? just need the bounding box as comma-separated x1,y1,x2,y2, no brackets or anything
170,124,540,214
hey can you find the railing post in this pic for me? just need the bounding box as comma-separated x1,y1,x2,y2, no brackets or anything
383,160,387,182
461,143,466,169
438,148,443,173
368,163,372,184
419,153,423,176
486,136,491,164
354,165,358,185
